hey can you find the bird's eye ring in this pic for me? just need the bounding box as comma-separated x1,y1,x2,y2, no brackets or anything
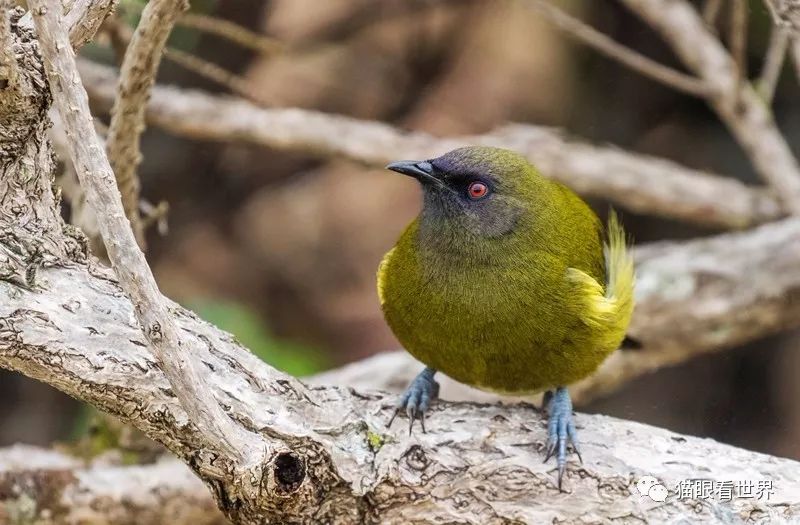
467,181,489,200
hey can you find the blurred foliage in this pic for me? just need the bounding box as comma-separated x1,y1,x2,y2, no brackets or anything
190,299,328,376
64,410,148,464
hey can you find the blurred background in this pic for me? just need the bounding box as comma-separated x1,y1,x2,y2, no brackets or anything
2,0,799,462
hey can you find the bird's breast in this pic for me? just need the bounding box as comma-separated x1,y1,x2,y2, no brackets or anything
381,240,597,393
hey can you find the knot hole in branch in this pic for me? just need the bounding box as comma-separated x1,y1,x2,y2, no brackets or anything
273,451,305,494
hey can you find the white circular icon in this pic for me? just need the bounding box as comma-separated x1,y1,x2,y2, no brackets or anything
636,476,669,502
648,484,668,502
636,476,659,496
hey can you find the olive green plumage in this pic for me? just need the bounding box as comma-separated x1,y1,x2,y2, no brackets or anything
378,146,634,394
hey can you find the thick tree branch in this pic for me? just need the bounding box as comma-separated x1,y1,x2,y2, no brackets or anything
106,0,188,248
29,0,262,466
0,446,226,524
2,257,800,523
0,5,83,287
620,0,800,215
77,60,783,230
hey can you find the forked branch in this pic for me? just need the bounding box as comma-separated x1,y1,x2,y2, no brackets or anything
29,0,262,466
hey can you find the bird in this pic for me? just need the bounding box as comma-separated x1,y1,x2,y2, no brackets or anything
377,146,634,490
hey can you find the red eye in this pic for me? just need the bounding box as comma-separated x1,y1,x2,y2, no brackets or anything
467,181,489,200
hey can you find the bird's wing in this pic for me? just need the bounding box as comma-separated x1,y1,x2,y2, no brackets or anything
565,211,635,348
376,247,396,307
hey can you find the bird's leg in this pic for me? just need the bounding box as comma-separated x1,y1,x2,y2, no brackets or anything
543,386,582,491
387,367,439,434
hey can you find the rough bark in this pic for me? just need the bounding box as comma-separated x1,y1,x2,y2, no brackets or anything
764,0,800,34
0,445,226,525
1,260,800,524
76,60,783,230
0,6,87,289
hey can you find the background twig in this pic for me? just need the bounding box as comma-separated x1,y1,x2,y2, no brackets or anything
178,12,283,55
620,0,800,215
78,60,783,230
729,0,749,85
526,0,709,97
758,25,789,102
164,47,270,106
105,0,188,249
703,0,724,25
793,37,800,80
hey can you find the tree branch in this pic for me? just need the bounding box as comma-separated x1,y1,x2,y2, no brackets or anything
703,0,724,26
64,0,117,48
77,60,783,230
0,445,226,524
18,0,116,50
620,0,800,215
30,0,262,466
105,0,188,248
177,12,282,55
2,255,800,522
163,46,268,105
793,36,800,81
525,0,710,97
763,0,800,34
757,25,789,103
729,0,749,85
0,0,17,90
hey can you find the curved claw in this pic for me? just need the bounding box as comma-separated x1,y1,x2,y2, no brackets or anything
543,386,580,491
386,367,439,434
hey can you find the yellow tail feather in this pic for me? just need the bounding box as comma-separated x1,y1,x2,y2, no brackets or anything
566,211,635,349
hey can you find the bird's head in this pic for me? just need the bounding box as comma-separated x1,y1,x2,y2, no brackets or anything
387,146,544,239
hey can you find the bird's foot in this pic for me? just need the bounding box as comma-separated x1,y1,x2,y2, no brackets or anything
387,367,439,434
543,386,582,491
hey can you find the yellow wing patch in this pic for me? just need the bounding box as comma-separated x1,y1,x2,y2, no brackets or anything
376,247,396,306
566,211,635,348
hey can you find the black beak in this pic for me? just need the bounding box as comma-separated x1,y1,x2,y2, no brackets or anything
386,160,440,186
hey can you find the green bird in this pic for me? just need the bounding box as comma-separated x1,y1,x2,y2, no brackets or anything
378,146,634,489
